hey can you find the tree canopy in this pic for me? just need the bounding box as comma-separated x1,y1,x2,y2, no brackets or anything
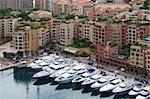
143,0,150,9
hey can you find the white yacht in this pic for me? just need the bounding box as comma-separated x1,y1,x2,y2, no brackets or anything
50,61,77,78
128,83,145,96
72,67,98,84
27,63,41,69
49,66,70,78
55,64,87,84
112,78,135,93
48,58,71,69
81,71,106,85
136,86,150,99
33,66,55,78
28,59,50,69
41,55,57,63
99,77,122,92
91,75,117,90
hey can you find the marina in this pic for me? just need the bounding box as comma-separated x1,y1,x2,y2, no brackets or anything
0,54,150,99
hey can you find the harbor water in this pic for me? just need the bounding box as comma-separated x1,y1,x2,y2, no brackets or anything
0,68,132,99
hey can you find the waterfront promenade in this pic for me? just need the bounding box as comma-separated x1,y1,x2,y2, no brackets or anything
0,61,27,71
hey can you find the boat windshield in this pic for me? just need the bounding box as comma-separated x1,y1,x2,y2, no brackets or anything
120,83,127,88
133,89,140,92
88,68,95,73
53,62,60,65
76,77,81,80
59,77,64,80
98,78,107,83
110,79,120,85
81,75,86,78
98,80,106,83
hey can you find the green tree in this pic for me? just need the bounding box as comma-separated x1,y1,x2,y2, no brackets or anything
0,8,12,19
143,0,150,9
65,13,75,20
46,39,55,48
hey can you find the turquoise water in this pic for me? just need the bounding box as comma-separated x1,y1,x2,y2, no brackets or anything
0,68,131,99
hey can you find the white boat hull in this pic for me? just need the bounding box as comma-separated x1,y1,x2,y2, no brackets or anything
112,86,133,93
128,90,140,96
91,82,108,90
99,84,117,92
33,71,52,78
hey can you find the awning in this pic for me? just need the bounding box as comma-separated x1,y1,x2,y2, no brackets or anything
63,47,79,54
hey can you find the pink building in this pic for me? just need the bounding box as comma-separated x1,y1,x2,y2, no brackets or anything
92,22,110,46
72,0,94,15
87,8,114,20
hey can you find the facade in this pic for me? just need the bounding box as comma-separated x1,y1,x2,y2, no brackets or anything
35,0,53,11
0,18,19,38
0,0,33,10
87,8,114,20
110,24,122,47
59,22,74,49
52,0,71,17
12,28,50,54
130,38,150,73
12,31,26,52
50,18,62,41
92,22,110,46
73,1,94,15
78,22,93,42
126,24,150,45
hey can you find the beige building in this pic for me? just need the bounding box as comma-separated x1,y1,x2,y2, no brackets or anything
130,38,150,71
12,27,50,54
12,31,26,52
0,18,19,38
50,18,62,41
110,24,122,47
78,22,93,42
59,21,74,49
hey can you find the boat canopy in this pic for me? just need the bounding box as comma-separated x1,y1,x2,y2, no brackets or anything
35,60,44,64
39,61,49,66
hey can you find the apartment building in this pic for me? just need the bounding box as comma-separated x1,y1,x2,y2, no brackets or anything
12,27,50,54
38,29,50,47
127,24,150,45
96,41,119,63
50,19,62,41
110,24,122,47
35,0,54,11
87,8,114,20
59,22,74,49
92,22,110,46
0,18,19,38
12,31,26,52
0,0,33,10
73,1,94,15
130,38,150,72
52,0,71,17
78,22,93,42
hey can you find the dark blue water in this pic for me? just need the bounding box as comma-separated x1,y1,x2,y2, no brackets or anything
0,68,132,99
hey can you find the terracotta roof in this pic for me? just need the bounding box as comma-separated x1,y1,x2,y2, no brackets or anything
95,4,131,10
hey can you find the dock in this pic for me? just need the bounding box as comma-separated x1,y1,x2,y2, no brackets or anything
0,61,27,71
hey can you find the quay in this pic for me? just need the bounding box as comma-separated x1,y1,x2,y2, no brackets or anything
0,61,27,71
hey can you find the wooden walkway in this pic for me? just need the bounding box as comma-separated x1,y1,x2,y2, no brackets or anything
0,61,27,71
